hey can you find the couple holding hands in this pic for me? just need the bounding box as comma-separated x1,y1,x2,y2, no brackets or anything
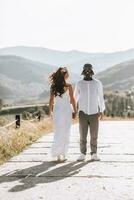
49,63,105,162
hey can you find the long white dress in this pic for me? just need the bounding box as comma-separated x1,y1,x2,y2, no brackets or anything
51,90,72,157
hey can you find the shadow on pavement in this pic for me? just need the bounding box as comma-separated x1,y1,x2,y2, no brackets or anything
0,160,90,192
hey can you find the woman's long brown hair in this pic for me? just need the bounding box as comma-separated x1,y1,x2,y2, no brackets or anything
49,67,68,97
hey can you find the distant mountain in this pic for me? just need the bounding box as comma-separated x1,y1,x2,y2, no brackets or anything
97,59,134,90
0,55,55,99
1,48,134,101
1,46,134,74
0,55,80,100
0,46,91,67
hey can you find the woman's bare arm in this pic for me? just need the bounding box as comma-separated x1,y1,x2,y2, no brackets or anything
68,84,77,115
49,92,54,117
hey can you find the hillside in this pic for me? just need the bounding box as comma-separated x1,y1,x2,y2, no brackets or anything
1,46,134,74
0,55,80,100
97,59,134,90
0,83,13,98
0,55,55,84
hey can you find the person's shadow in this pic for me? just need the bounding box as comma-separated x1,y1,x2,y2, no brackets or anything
0,160,90,193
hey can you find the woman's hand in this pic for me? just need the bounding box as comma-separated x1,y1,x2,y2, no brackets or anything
48,111,53,119
72,112,77,119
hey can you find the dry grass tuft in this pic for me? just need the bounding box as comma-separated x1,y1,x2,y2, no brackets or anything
0,118,52,165
0,117,10,126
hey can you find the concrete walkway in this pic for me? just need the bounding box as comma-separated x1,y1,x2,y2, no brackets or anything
0,121,134,200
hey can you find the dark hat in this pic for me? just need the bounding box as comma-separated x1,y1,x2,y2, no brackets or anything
81,63,94,75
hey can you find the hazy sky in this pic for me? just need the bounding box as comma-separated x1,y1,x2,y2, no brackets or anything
0,0,134,52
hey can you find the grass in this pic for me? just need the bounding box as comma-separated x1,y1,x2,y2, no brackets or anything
0,117,10,126
0,117,52,165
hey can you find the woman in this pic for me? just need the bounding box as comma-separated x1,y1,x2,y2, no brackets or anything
49,67,77,161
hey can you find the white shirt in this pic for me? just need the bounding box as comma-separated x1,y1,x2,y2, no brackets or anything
74,78,105,115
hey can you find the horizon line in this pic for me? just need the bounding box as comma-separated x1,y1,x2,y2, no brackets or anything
0,45,134,55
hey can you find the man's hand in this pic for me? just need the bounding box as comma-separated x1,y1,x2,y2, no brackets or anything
97,112,103,120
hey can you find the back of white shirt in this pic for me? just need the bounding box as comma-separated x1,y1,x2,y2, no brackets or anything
74,79,105,115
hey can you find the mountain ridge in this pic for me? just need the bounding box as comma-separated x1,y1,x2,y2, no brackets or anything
1,46,134,73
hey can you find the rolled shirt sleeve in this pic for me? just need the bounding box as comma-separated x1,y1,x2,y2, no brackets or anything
74,82,80,103
98,81,105,113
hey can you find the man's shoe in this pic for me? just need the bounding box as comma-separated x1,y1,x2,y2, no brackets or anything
56,155,61,161
61,154,67,161
91,153,100,161
77,153,86,161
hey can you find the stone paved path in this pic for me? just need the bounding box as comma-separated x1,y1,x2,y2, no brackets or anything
0,121,134,200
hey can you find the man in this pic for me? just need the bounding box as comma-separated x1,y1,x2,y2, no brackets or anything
75,63,105,161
